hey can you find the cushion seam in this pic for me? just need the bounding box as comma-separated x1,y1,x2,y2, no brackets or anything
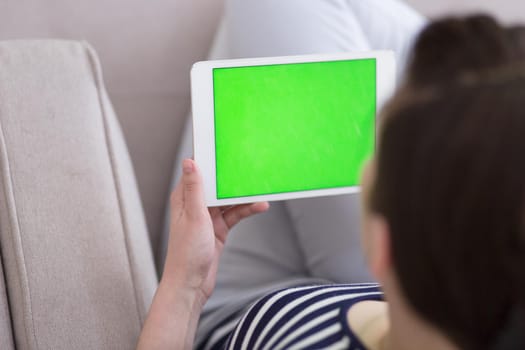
0,107,39,349
0,251,16,349
82,42,144,329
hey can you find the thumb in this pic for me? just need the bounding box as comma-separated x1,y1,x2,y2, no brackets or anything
182,159,207,219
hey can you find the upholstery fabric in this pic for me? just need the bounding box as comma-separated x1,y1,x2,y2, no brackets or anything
0,40,156,349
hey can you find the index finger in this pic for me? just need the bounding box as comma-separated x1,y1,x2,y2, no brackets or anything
181,159,208,220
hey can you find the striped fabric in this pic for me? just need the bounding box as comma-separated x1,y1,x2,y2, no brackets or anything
202,283,382,350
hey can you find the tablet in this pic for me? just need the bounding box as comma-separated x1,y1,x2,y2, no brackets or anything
191,51,396,206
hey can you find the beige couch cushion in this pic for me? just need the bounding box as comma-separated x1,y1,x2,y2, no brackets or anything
0,40,156,349
0,0,224,254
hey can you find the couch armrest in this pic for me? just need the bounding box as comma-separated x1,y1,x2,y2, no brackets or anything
0,40,156,349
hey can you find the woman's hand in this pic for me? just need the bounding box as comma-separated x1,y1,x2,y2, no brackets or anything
137,159,269,350
163,158,269,302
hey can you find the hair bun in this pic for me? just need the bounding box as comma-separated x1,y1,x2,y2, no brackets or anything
407,14,518,86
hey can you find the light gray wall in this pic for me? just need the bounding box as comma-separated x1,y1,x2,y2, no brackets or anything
406,0,525,24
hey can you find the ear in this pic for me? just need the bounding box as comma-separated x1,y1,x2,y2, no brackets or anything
366,215,392,282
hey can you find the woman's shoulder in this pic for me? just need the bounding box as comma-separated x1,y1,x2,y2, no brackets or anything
224,283,383,350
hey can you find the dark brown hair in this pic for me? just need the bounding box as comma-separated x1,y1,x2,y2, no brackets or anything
406,15,525,87
370,15,525,350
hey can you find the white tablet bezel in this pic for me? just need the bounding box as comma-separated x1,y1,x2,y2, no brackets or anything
191,51,396,206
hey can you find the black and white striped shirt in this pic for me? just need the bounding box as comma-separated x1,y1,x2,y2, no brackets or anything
202,283,382,350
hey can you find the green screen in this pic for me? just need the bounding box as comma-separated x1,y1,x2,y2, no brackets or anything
213,58,376,199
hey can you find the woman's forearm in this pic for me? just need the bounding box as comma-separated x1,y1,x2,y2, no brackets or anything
137,277,206,349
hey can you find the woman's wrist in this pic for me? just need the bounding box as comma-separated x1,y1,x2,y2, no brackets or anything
161,254,210,309
158,274,208,314
137,276,207,349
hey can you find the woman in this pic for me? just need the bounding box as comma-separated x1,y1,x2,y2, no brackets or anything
138,15,525,349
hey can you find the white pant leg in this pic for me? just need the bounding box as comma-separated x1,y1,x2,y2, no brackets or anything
346,0,427,77
285,193,374,283
225,0,371,57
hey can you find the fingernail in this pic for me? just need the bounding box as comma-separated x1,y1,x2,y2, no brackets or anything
183,159,193,174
